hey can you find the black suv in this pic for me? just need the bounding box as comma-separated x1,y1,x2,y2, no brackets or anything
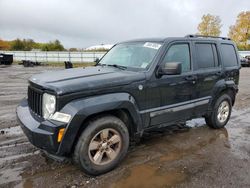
17,35,240,175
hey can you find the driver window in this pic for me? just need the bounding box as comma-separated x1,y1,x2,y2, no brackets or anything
163,44,191,72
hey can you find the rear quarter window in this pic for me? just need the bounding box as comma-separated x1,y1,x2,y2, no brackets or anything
221,44,238,67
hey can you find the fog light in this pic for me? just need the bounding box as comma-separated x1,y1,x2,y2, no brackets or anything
50,112,71,123
57,128,65,142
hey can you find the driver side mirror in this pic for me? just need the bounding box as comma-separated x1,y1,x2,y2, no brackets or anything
158,62,182,76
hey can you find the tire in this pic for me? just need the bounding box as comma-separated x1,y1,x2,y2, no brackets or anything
73,115,129,176
205,94,232,129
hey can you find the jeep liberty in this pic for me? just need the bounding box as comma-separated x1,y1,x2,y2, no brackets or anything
17,35,240,175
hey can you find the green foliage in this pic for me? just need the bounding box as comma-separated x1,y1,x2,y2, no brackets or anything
41,40,65,51
10,38,36,51
11,39,25,50
0,38,65,51
69,48,78,52
198,14,222,36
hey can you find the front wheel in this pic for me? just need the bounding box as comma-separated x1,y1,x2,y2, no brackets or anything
205,94,232,129
73,115,129,176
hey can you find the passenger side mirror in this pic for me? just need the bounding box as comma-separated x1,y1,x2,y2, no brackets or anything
158,62,182,76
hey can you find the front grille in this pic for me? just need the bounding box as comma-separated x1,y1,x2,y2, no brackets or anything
28,86,43,116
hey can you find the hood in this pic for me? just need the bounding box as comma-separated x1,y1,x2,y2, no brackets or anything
29,66,145,95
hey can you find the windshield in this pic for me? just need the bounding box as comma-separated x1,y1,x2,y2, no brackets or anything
99,42,162,70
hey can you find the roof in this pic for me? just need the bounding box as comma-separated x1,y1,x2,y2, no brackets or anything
119,35,233,44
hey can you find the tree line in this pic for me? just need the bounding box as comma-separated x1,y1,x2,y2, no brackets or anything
198,11,250,50
0,39,65,51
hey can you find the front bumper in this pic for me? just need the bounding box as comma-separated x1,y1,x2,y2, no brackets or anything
16,98,67,154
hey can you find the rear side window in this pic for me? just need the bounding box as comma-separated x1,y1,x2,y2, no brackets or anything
163,44,191,72
220,44,238,67
195,43,218,69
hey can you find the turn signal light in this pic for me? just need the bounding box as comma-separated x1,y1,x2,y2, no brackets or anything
57,128,65,142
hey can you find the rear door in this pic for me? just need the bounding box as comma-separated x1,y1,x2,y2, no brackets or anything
192,42,222,115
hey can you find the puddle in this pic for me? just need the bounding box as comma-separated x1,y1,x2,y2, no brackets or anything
186,118,206,128
110,164,187,188
108,120,230,188
158,127,228,162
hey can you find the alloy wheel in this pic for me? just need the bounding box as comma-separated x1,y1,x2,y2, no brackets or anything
88,128,122,165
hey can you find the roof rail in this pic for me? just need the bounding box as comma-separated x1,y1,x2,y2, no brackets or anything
185,34,231,40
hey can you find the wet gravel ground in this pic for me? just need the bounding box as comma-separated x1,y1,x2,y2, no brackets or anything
0,65,250,188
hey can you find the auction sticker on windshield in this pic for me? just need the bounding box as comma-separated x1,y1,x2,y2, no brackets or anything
143,42,162,50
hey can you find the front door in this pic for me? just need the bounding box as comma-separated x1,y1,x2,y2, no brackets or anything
148,42,197,126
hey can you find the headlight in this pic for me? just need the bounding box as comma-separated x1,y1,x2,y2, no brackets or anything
42,93,56,119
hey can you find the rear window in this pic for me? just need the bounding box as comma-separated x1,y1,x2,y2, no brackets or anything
221,44,238,67
195,43,218,69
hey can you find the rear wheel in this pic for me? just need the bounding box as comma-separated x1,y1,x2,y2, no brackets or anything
73,115,129,175
205,94,232,129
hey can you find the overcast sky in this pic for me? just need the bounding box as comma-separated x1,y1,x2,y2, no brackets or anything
0,0,249,48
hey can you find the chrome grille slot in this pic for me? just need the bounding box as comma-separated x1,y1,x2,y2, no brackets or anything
28,86,43,116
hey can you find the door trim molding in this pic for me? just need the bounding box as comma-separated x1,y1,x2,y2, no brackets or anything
140,96,211,118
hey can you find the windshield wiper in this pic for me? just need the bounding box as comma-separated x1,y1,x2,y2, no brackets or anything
101,64,127,70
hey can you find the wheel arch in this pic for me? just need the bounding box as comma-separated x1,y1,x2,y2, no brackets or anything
210,80,238,109
70,108,138,154
56,93,142,156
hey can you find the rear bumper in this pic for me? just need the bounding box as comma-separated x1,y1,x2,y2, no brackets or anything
17,98,67,154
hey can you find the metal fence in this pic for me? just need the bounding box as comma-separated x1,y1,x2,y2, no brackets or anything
0,50,249,63
0,51,106,63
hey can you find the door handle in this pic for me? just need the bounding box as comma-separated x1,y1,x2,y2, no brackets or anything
185,75,197,81
185,75,197,84
215,71,222,76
